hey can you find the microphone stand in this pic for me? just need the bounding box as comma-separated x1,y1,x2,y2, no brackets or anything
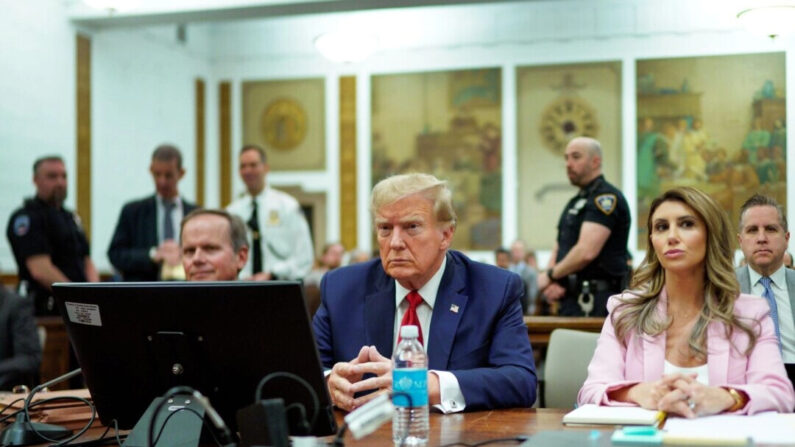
0,368,83,446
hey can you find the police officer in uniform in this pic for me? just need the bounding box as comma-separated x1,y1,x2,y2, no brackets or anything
6,156,99,315
538,137,630,317
226,145,313,281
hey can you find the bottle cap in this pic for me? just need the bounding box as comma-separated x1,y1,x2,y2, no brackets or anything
399,325,419,339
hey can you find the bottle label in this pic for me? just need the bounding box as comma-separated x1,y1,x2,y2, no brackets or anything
392,368,428,407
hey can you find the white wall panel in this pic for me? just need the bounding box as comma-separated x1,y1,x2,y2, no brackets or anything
92,26,210,272
0,0,76,273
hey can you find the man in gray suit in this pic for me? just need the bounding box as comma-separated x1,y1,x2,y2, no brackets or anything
736,194,795,388
509,239,538,315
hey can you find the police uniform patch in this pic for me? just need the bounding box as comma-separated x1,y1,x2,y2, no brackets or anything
13,215,30,236
595,194,617,215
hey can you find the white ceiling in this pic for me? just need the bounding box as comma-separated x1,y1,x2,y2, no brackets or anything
68,0,534,28
69,0,764,61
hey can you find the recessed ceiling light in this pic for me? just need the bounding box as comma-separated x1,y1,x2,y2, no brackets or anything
314,31,379,63
82,0,139,12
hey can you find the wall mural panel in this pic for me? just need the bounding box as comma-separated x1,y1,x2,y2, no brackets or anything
241,78,325,171
636,52,786,248
371,68,502,250
516,62,623,251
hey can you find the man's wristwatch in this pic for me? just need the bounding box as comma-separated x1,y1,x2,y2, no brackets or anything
547,268,556,281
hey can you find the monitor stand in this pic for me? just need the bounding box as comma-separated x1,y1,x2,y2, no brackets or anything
123,393,205,447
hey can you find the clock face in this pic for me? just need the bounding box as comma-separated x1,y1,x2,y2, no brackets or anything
260,98,307,150
539,97,599,154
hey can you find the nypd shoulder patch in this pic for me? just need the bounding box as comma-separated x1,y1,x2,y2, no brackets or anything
13,215,30,236
595,194,617,215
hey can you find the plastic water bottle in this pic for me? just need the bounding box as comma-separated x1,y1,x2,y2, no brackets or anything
392,325,429,445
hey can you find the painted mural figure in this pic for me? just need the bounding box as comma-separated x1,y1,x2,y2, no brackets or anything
637,118,662,199
742,117,772,165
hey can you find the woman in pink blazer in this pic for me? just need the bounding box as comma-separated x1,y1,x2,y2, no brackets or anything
578,187,795,416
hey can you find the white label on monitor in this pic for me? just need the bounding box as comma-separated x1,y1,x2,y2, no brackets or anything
64,302,102,326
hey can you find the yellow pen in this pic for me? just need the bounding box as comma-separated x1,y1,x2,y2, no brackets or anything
655,411,667,429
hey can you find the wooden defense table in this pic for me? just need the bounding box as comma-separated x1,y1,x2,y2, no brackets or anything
339,408,574,446
23,408,575,446
24,407,792,447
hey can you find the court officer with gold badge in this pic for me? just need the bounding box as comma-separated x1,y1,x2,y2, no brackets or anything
226,144,313,281
537,137,630,317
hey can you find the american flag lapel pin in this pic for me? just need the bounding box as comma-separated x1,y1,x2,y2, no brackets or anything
450,304,459,313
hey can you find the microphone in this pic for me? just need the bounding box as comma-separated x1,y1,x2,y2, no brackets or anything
343,393,394,440
191,390,236,447
0,368,84,446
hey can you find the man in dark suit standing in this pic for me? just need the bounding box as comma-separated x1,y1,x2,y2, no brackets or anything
108,145,198,281
313,173,536,413
736,194,795,391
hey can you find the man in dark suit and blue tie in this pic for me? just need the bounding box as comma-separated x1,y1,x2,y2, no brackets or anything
108,145,198,281
312,173,536,413
736,194,795,392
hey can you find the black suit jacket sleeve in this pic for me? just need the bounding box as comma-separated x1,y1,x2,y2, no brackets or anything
107,201,158,280
0,288,41,388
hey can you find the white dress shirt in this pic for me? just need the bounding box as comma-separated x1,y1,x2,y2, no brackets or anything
393,256,466,413
226,186,313,280
663,360,708,385
749,265,795,363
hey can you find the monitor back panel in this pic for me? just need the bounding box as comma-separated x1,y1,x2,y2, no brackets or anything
53,281,336,435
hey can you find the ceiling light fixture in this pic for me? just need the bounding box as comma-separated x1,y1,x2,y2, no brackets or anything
82,0,139,12
737,3,795,38
314,31,379,63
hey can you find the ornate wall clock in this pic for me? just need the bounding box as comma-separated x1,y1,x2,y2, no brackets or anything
539,96,599,154
261,98,307,150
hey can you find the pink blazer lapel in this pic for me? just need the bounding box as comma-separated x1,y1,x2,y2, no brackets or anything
642,289,668,381
707,320,730,385
642,331,666,381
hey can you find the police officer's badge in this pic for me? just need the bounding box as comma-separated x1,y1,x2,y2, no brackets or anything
569,198,588,215
13,215,30,236
268,210,280,225
595,194,617,215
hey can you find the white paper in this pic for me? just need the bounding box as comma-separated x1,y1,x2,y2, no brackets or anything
664,412,795,444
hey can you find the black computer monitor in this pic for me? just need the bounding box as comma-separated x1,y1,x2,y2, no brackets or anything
52,281,336,438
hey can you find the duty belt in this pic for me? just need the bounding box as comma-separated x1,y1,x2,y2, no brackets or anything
578,278,617,293
572,277,621,317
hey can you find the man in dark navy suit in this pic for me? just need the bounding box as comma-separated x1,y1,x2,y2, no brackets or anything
312,173,536,413
107,145,198,281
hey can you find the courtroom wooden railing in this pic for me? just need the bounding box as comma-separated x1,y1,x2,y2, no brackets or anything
524,316,604,349
37,316,71,390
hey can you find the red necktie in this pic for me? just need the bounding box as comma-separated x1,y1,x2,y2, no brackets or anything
399,290,424,346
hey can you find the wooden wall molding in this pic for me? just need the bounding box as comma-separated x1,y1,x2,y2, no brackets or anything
219,82,232,206
339,76,357,250
76,34,91,239
195,78,205,206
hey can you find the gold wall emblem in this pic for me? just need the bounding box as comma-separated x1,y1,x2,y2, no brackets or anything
261,98,307,150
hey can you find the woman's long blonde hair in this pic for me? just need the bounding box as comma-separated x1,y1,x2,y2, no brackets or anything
612,187,757,357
